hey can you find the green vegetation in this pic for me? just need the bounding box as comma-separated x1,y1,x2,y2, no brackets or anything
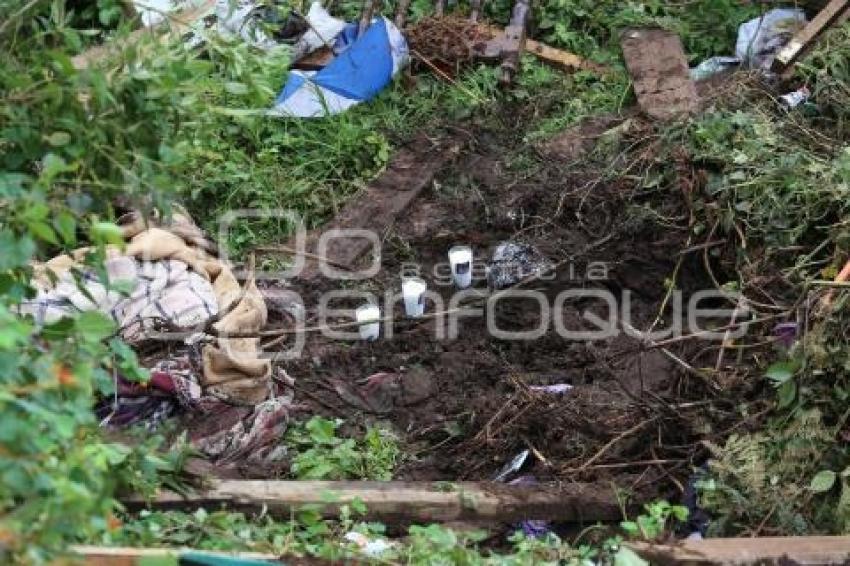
621,501,689,541
103,506,661,565
286,416,401,480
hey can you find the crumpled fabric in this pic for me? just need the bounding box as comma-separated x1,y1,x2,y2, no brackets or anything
22,208,271,405
193,371,296,464
97,355,203,429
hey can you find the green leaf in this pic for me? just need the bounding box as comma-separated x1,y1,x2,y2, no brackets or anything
224,82,250,95
777,379,796,408
41,152,76,181
29,221,58,244
306,416,338,445
54,212,77,245
90,222,124,245
0,231,35,271
76,311,116,340
614,546,649,566
765,360,797,384
46,132,71,147
809,470,837,493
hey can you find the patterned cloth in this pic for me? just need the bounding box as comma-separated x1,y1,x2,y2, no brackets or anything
96,356,204,429
21,210,271,405
20,256,218,345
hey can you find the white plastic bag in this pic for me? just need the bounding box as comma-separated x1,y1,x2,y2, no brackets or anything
293,2,347,57
735,8,806,70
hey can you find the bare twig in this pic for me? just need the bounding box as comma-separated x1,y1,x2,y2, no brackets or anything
570,418,657,473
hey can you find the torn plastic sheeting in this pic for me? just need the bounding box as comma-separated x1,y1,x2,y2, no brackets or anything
689,56,740,81
736,8,806,71
271,17,409,117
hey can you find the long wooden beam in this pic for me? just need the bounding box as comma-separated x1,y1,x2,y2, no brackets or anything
129,480,624,523
73,536,850,565
628,535,850,565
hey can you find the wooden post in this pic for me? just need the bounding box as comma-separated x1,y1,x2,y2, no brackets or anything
129,480,624,524
499,0,531,85
469,0,482,23
395,0,413,28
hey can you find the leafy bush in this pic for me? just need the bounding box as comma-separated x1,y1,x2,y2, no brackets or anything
286,416,400,480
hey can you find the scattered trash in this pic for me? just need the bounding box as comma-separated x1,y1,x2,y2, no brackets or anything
215,0,297,50
736,9,806,71
689,56,740,81
402,277,427,318
529,383,573,395
780,85,811,109
331,369,434,414
344,531,394,557
486,241,552,290
292,1,348,59
449,245,474,289
681,465,711,538
355,304,381,341
508,476,551,538
271,17,409,117
773,322,799,347
493,449,530,482
134,0,205,27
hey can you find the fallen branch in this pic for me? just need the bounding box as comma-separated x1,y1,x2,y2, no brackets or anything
569,418,657,473
129,480,624,523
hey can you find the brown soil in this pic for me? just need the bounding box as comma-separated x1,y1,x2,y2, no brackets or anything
252,110,749,506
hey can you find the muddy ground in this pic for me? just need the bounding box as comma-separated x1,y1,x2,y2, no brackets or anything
246,105,767,509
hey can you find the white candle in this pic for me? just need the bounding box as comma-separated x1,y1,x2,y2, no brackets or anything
402,277,427,318
448,245,473,289
355,304,380,341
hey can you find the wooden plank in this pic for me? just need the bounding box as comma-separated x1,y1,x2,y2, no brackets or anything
129,480,624,523
620,28,699,121
69,546,279,565
74,536,850,565
773,0,850,73
71,0,215,69
479,24,604,74
289,135,462,279
629,536,850,565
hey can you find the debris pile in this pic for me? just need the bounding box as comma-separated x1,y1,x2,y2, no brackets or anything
406,15,494,71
